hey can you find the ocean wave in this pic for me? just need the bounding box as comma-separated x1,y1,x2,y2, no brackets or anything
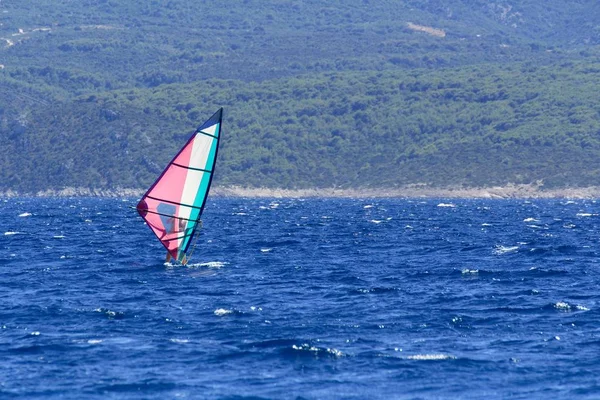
551,301,590,312
291,343,344,358
94,308,125,319
493,245,519,255
189,261,228,268
407,354,455,361
461,268,479,275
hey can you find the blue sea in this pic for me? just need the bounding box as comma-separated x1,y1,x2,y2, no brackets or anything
2,197,600,399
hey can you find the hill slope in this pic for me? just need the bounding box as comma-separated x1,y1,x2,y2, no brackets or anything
1,1,600,192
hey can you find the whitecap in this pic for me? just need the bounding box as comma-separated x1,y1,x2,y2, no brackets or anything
576,305,590,311
527,225,544,229
260,248,272,253
437,203,456,208
53,235,65,239
198,261,227,268
234,212,248,216
169,338,189,344
363,205,374,209
493,245,519,255
18,212,32,217
554,301,571,311
4,231,21,235
461,269,479,274
84,219,92,223
407,354,454,361
523,218,539,222
87,339,103,344
292,344,344,357
370,220,382,224
481,223,492,227
576,213,595,217
214,308,232,316
30,331,41,336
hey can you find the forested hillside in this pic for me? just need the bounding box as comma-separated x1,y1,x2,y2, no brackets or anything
1,1,600,192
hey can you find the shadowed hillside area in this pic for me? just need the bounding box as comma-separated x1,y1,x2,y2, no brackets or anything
1,0,600,192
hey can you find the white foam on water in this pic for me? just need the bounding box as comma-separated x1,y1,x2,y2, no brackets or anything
260,248,272,253
576,213,595,217
214,308,232,316
554,301,571,311
523,218,539,222
407,354,455,361
576,305,590,311
363,205,374,209
461,269,479,274
437,203,456,208
481,223,492,227
198,261,227,268
87,339,103,344
30,331,41,336
292,344,344,357
4,231,21,235
370,220,382,224
493,245,519,255
53,235,65,239
169,338,189,344
18,212,31,217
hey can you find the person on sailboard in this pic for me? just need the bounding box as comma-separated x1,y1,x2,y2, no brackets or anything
165,216,187,264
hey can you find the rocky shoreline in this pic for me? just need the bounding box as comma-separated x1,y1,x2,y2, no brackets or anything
3,184,600,199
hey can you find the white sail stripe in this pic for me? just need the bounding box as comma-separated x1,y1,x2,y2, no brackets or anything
187,134,213,170
201,123,219,137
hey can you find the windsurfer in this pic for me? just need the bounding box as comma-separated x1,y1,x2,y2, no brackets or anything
165,216,187,264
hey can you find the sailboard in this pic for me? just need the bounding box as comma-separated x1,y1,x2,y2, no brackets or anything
136,108,223,264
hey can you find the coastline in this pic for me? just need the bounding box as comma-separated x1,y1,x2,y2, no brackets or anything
2,184,600,199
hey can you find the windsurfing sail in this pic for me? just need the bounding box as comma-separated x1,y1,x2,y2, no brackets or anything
136,108,223,263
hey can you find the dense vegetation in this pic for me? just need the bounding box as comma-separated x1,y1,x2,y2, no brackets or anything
1,1,600,191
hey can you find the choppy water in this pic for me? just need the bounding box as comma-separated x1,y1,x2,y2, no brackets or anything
2,197,600,399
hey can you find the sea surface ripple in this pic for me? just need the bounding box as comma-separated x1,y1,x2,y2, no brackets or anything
2,197,600,399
